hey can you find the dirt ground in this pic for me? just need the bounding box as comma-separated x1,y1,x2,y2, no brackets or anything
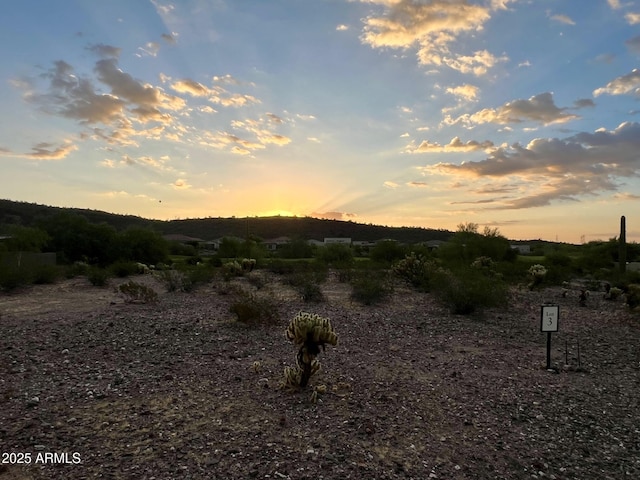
1,271,639,479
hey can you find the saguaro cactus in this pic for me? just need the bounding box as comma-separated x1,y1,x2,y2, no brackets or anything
620,215,627,274
284,312,338,388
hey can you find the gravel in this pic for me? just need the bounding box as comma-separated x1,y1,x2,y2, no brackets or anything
1,272,639,479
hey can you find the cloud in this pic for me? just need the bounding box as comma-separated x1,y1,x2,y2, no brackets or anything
359,0,508,75
136,41,161,57
383,181,399,189
0,140,77,160
169,76,260,107
625,12,640,24
625,35,640,53
407,181,428,187
550,14,576,25
423,122,640,209
94,57,185,121
172,178,191,189
161,33,177,44
574,98,595,108
445,92,578,126
406,136,494,153
87,43,121,58
608,0,622,9
336,24,349,31
594,69,640,96
446,84,479,102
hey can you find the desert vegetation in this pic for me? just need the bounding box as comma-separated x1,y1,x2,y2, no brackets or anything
1,214,640,478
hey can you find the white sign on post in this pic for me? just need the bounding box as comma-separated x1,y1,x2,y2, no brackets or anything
541,305,559,332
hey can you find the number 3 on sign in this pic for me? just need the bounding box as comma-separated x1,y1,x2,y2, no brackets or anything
540,305,559,332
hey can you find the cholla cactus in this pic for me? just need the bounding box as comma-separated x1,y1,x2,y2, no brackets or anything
241,258,257,272
222,260,243,280
392,252,434,289
528,264,547,290
471,256,494,269
283,311,338,388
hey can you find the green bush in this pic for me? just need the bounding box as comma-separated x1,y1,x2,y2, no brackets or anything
350,271,393,305
0,266,30,291
32,264,60,284
392,252,436,291
87,267,109,286
625,284,640,310
158,269,182,292
65,261,90,278
109,260,139,278
230,290,280,325
432,266,508,315
118,280,158,303
184,264,216,291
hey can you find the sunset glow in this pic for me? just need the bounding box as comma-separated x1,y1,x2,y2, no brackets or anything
1,0,639,243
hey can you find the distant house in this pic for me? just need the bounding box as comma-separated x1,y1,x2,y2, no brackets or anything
163,234,205,245
511,244,531,255
308,239,324,247
264,236,290,251
352,240,376,248
324,237,352,245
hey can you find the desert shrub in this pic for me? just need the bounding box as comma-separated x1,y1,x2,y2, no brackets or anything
626,284,640,310
222,260,243,280
0,266,30,291
369,240,407,265
183,264,216,291
432,266,508,315
392,252,437,291
230,290,280,325
65,261,90,278
285,268,326,298
87,267,109,286
158,269,187,292
350,270,393,305
118,280,158,304
545,251,573,267
109,260,139,278
296,278,325,303
186,255,204,266
32,264,60,284
246,272,266,290
315,243,354,266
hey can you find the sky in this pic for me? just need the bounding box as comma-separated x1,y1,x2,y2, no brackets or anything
1,0,639,243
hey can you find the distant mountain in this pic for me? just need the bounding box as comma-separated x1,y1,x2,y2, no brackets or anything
0,199,453,244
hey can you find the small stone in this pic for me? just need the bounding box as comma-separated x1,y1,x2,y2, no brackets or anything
26,397,40,407
61,349,69,354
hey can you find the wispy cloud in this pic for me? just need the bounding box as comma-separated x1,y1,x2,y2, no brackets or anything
594,69,640,96
359,0,509,75
422,122,640,209
0,140,77,160
406,136,494,153
550,13,576,25
444,92,578,126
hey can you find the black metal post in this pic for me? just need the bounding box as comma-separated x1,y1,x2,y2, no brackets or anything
546,332,552,369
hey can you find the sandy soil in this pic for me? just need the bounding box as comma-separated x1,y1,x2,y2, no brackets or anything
1,272,639,479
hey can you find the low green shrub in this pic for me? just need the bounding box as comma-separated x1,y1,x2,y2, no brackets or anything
32,264,60,284
432,266,508,315
118,280,158,303
88,267,109,286
158,269,188,292
626,284,640,310
109,260,139,278
0,266,30,291
230,290,280,325
350,271,393,305
392,252,437,291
